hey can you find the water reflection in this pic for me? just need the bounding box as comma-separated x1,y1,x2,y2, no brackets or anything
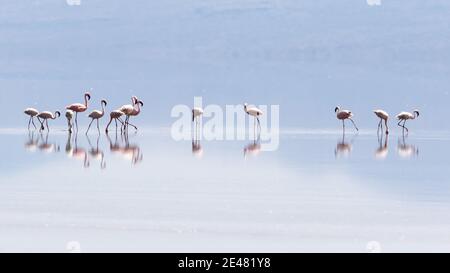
122,134,143,165
106,132,143,166
71,133,90,168
398,135,419,158
244,133,261,159
24,131,39,152
335,132,356,158
375,133,389,160
38,132,60,153
87,135,106,169
192,139,203,158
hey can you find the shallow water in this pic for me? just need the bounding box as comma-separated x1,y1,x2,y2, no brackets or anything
1,128,450,252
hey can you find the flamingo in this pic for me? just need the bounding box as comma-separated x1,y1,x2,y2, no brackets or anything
126,99,144,132
105,110,126,133
335,106,359,132
396,110,419,134
86,99,107,134
37,111,61,132
24,108,39,130
66,92,91,130
65,110,74,133
244,103,263,132
192,107,204,123
192,107,203,140
374,109,389,135
119,96,138,132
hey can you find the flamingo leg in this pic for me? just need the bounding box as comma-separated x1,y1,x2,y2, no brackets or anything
38,117,45,131
75,112,78,131
46,119,50,132
28,117,32,130
377,119,382,135
342,120,345,132
384,119,389,134
96,119,100,134
117,117,125,133
105,118,113,133
403,120,409,134
349,118,359,131
32,117,37,129
126,118,138,131
86,119,94,134
257,117,261,133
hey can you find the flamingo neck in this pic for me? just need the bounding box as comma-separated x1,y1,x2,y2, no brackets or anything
84,95,89,108
134,103,141,114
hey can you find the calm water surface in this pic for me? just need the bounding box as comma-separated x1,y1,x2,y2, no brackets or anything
1,128,450,252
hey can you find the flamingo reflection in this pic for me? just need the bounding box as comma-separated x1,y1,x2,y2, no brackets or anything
335,132,356,158
122,134,143,165
87,135,106,169
244,132,261,159
398,135,419,158
106,131,143,165
70,133,90,168
375,133,389,160
38,132,60,154
192,139,203,158
25,131,39,152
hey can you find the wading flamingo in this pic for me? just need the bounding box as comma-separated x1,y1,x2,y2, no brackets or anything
396,110,419,134
66,92,91,130
24,108,39,130
192,107,204,123
105,110,125,133
126,100,144,132
374,109,389,135
119,96,138,132
192,107,203,140
37,111,61,132
244,103,263,132
86,99,107,134
335,106,359,132
65,110,74,133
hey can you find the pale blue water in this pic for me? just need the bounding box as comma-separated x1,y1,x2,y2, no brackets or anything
1,128,450,252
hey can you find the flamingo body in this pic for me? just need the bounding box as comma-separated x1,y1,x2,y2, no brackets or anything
24,108,39,117
24,108,39,129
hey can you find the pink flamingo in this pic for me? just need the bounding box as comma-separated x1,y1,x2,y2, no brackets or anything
37,111,61,132
105,110,126,133
118,96,138,132
86,99,107,134
24,108,39,130
125,99,144,131
66,92,91,131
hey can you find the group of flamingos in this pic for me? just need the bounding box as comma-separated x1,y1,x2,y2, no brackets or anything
335,107,420,135
24,91,419,135
23,92,144,134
